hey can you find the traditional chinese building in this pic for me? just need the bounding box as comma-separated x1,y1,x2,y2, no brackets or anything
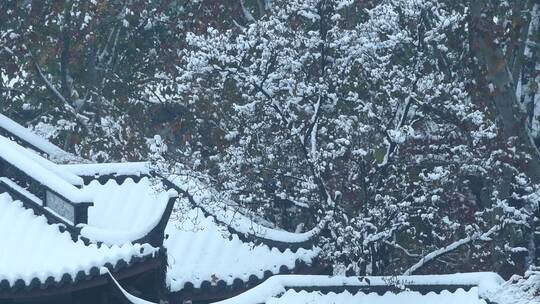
0,114,320,304
0,113,508,304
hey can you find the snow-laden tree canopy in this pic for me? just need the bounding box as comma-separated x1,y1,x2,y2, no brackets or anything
167,0,540,276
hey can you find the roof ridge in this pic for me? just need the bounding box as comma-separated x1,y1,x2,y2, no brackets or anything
0,113,78,162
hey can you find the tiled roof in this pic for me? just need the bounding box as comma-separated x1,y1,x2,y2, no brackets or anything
61,162,151,177
264,288,487,304
164,174,320,251
0,122,323,302
0,114,78,162
165,208,320,293
0,130,176,245
0,193,158,291
212,273,504,304
80,177,176,245
0,129,172,295
0,115,514,304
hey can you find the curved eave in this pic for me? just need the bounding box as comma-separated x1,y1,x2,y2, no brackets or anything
75,174,177,247
161,177,315,253
167,258,327,303
0,253,160,300
78,173,152,187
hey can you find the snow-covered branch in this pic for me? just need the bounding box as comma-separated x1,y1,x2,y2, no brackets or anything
404,225,501,275
33,62,90,131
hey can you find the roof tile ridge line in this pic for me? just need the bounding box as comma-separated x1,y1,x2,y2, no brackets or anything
73,170,154,187
211,274,498,304
181,257,319,292
0,133,83,186
77,231,166,251
184,174,326,242
159,174,318,253
0,254,157,292
0,113,74,159
60,161,151,178
172,264,288,298
0,136,90,203
81,174,136,186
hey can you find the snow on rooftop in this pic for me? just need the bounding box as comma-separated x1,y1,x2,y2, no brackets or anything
165,208,320,292
0,134,83,185
486,272,540,304
0,177,76,225
0,113,77,162
212,273,503,304
264,288,486,304
0,133,173,245
0,193,158,287
168,174,320,244
0,135,91,203
61,162,151,177
79,177,175,245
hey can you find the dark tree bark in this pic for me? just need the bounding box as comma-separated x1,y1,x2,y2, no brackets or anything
470,0,540,184
470,0,540,268
60,0,73,104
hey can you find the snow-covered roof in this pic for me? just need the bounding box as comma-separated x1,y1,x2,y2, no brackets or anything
0,115,517,304
263,288,486,304
0,115,330,302
165,208,320,292
486,272,540,304
0,132,176,244
80,177,176,245
61,162,151,177
0,131,174,296
0,135,83,185
212,273,504,304
0,193,158,291
0,135,89,202
0,113,78,162
167,174,320,248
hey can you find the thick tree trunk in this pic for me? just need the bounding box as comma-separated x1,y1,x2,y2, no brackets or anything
509,0,535,89
470,0,540,183
470,0,540,268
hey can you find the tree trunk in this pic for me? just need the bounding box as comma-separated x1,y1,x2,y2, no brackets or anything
470,0,540,268
470,0,540,183
61,0,73,104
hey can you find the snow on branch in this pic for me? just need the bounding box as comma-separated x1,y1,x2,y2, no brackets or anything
403,225,501,275
33,62,90,130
